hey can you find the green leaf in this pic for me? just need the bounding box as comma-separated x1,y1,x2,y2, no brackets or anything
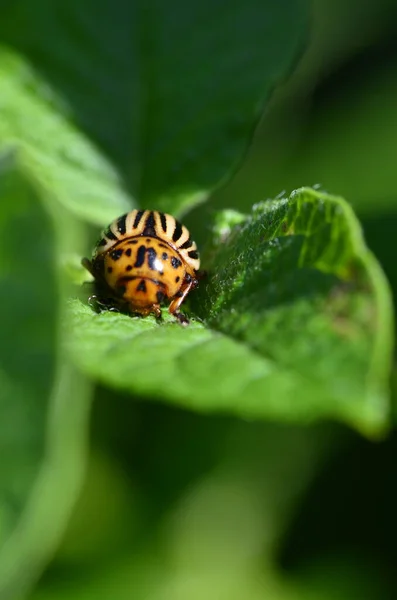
67,188,393,436
0,49,133,225
0,0,308,217
0,161,92,599
196,188,393,433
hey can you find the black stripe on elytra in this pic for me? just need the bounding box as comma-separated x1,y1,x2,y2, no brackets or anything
116,213,127,234
179,238,193,250
171,256,182,269
160,212,167,232
133,210,145,229
134,245,146,267
147,247,158,271
188,250,199,260
142,211,156,236
136,279,147,293
105,227,118,241
172,220,183,242
110,249,123,260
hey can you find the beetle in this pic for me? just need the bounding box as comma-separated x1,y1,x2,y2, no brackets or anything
82,209,200,325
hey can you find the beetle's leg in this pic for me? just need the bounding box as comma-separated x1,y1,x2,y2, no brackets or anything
87,280,124,314
81,257,96,279
127,303,162,320
88,294,99,310
152,304,162,321
88,294,112,313
168,277,198,326
174,311,189,326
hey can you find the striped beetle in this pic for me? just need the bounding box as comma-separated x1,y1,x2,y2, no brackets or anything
82,210,200,325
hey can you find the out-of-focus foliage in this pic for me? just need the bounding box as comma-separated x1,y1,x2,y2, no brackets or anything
205,0,397,218
0,0,306,218
0,159,92,599
0,51,132,225
1,0,397,598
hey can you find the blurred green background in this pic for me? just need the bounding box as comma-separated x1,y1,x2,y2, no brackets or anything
2,0,397,598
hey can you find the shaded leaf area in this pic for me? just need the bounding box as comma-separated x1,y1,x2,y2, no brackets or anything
0,0,308,217
0,163,57,547
0,163,92,600
67,188,393,434
194,188,393,433
0,50,132,225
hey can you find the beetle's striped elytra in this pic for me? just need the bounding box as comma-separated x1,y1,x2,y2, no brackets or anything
82,210,200,325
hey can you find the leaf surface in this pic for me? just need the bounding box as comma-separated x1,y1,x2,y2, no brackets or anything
67,188,393,435
0,49,133,225
0,0,308,217
0,161,92,600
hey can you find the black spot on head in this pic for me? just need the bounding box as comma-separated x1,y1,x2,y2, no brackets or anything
110,249,123,260
175,276,180,283
105,227,118,241
134,245,146,268
107,266,113,273
171,256,182,269
126,265,132,272
136,279,147,293
172,220,183,242
133,210,145,229
142,211,156,236
180,238,193,249
128,239,138,244
97,237,107,247
147,247,158,271
116,213,127,235
160,213,167,232
146,238,152,243
188,250,199,260
125,248,132,257
156,290,165,303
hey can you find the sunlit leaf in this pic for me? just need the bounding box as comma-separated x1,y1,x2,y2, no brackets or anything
67,188,393,435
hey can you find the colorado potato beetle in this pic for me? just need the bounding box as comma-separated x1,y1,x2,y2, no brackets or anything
82,210,200,325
